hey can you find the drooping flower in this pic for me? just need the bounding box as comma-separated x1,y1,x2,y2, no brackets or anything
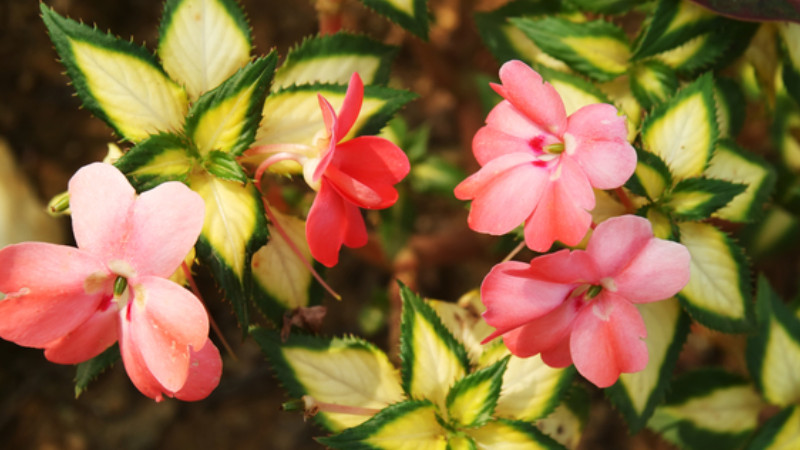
0,163,221,401
480,215,690,387
455,60,637,251
247,73,410,267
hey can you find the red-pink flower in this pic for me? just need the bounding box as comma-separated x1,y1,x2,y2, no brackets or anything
455,60,636,251
301,74,410,267
0,163,221,401
480,215,690,387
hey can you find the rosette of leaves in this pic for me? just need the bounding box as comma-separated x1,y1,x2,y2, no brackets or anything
252,286,578,449
41,0,412,328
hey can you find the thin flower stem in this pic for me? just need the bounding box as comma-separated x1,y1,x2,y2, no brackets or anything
501,240,527,263
261,199,342,301
250,150,306,191
615,187,635,213
181,261,238,362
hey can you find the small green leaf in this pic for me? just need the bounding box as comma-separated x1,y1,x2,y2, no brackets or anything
746,405,800,450
273,33,397,89
191,172,268,331
641,72,717,180
203,150,248,183
626,148,673,201
648,369,762,450
399,285,470,409
630,60,678,111
446,357,509,428
466,419,563,450
741,206,800,260
74,344,119,398
185,54,277,156
317,400,448,449
606,298,691,432
41,5,188,142
714,77,746,138
359,0,430,39
114,133,195,192
746,276,800,407
653,21,758,77
537,66,612,116
512,17,630,82
705,139,776,222
665,177,747,221
633,0,717,59
251,328,406,433
158,0,252,101
678,222,754,332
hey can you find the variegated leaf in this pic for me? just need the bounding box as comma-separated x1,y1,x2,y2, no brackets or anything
317,400,447,449
633,0,717,59
251,328,405,433
626,148,673,202
746,276,800,407
446,357,508,428
493,352,574,423
678,222,754,332
400,285,470,409
466,419,563,450
780,23,800,107
358,0,431,39
537,66,612,116
705,139,775,222
273,33,397,89
641,73,717,180
536,386,589,449
665,177,746,221
185,54,277,156
653,21,758,77
512,17,630,82
41,5,187,142
741,206,800,259
630,60,678,111
606,298,691,432
746,405,800,450
158,0,252,101
714,77,746,138
648,370,762,449
114,133,195,192
190,172,267,330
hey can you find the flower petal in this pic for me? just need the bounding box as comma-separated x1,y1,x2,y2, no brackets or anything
312,95,338,182
614,239,691,303
524,158,594,251
126,181,205,278
454,152,538,200
306,181,367,267
496,60,567,136
586,215,654,279
0,243,109,347
44,303,119,364
481,261,575,339
526,248,598,285
477,102,561,165
472,125,541,166
540,334,573,368
335,72,364,138
68,163,136,262
129,276,209,393
499,296,582,358
570,292,648,388
174,339,223,401
119,314,166,401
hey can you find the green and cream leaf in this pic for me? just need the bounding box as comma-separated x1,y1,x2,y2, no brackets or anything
633,0,717,59
630,60,678,111
626,148,673,202
466,419,564,450
114,133,195,192
665,177,747,221
446,357,508,429
746,405,800,450
358,0,430,39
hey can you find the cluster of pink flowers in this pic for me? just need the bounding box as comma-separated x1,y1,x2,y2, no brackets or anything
458,60,691,386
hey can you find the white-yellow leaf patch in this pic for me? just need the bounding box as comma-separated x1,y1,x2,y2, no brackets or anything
761,318,800,406
468,421,553,450
274,55,381,91
657,385,762,433
494,352,570,422
191,83,256,155
561,35,630,78
706,141,773,222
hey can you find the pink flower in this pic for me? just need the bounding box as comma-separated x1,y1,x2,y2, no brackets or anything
0,163,221,401
455,60,636,251
480,215,690,387
303,73,410,267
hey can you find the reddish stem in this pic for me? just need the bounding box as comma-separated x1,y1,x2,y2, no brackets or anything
316,0,344,35
615,187,636,213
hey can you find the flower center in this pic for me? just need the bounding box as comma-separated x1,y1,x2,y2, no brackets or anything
543,142,565,154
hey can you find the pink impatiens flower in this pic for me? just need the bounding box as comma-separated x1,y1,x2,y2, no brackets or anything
480,215,691,387
248,73,410,267
455,60,636,251
0,163,221,401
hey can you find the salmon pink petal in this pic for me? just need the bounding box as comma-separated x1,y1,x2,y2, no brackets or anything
0,243,109,347
499,296,582,358
119,315,167,401
454,152,538,200
126,181,205,278
325,164,392,208
614,238,691,303
335,72,364,138
566,103,628,143
307,181,367,267
497,60,567,136
333,137,410,184
174,339,223,401
481,261,575,338
541,335,573,368
69,163,136,261
570,292,648,388
526,249,598,285
524,159,594,251
472,126,542,166
313,95,338,182
586,215,654,279
129,276,209,393
481,102,560,158
44,304,119,364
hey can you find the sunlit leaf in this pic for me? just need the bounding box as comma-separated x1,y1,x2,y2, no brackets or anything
665,177,746,221
114,133,195,192
536,385,589,449
537,66,612,116
41,5,187,142
466,419,563,450
158,0,252,101
630,60,678,111
446,357,508,428
705,139,775,222
633,0,717,59
428,293,494,365
251,328,406,433
746,405,800,450
626,148,673,201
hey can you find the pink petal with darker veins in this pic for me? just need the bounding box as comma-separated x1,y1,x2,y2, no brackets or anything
0,242,109,347
68,163,136,262
125,181,205,278
306,181,368,267
119,314,167,401
614,238,691,303
526,248,598,285
541,334,573,368
499,295,582,358
44,303,119,364
586,215,654,279
481,261,575,338
478,101,561,165
570,292,648,388
496,60,567,136
129,276,209,393
471,126,542,166
174,339,222,402
454,151,538,200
